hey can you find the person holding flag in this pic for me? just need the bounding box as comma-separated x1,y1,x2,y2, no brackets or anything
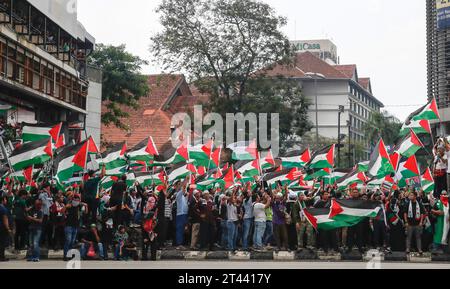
431,191,450,253
83,165,106,224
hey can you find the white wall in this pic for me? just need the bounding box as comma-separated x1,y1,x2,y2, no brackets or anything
85,80,101,146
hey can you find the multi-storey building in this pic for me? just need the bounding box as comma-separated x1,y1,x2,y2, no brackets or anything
0,0,101,144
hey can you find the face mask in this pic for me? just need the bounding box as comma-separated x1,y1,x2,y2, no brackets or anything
72,201,80,207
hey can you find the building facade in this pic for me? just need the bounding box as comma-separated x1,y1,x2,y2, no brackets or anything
0,0,100,144
427,0,450,135
264,50,383,163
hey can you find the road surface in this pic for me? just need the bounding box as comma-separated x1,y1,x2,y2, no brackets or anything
1,260,450,269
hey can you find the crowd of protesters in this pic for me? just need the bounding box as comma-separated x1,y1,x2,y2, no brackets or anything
0,161,449,263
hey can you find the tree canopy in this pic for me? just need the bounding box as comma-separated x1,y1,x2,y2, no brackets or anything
89,44,150,130
151,0,312,148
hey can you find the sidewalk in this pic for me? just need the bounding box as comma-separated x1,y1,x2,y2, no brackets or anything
5,249,450,263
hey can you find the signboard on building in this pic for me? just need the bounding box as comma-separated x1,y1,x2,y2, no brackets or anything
437,0,450,30
290,39,338,65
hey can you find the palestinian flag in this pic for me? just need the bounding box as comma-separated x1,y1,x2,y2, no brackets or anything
411,97,440,121
54,141,88,187
306,145,335,169
168,162,192,182
227,141,256,161
394,129,424,158
100,176,118,191
280,149,311,168
305,168,331,181
127,137,158,162
9,138,52,171
421,168,435,194
357,161,369,172
134,171,163,187
99,142,128,176
223,166,236,189
263,168,292,188
433,199,449,245
235,160,260,178
322,169,349,186
390,152,401,171
400,119,431,136
7,167,36,183
394,155,420,188
22,123,61,143
188,144,211,168
304,199,380,230
336,169,367,190
367,139,395,179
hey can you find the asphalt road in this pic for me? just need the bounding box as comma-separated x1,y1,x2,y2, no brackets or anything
1,260,450,269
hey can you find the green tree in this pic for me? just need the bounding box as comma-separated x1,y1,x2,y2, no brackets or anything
89,44,150,129
364,111,402,147
151,0,312,147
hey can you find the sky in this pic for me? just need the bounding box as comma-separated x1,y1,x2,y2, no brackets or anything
77,0,427,122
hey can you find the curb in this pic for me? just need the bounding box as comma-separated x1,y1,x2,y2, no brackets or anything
5,250,450,263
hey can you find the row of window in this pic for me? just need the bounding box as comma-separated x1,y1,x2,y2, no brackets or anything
349,85,379,110
349,100,371,120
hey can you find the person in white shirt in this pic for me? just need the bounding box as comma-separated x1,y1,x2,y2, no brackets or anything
252,194,271,250
434,143,448,198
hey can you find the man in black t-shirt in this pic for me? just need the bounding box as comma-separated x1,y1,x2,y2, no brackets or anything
63,194,87,261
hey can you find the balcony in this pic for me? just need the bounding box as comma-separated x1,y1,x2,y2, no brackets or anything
0,33,88,111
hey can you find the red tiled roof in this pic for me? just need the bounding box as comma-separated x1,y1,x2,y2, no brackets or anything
334,64,357,79
261,52,348,79
101,74,204,150
358,77,371,90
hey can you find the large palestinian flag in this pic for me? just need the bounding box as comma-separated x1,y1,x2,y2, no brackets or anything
367,139,395,178
99,142,128,176
9,138,52,171
279,149,311,168
400,119,431,136
53,140,89,187
394,129,424,158
357,161,369,172
306,145,335,169
304,199,380,230
127,137,158,162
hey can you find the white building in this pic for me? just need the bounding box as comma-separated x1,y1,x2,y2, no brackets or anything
265,50,383,164
291,39,339,65
0,0,101,145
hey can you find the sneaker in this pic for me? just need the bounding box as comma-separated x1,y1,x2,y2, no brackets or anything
32,259,40,262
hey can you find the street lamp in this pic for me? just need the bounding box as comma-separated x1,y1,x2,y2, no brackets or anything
305,72,326,145
337,105,345,166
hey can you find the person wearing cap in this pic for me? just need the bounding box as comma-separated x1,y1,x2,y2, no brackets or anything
83,165,106,224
